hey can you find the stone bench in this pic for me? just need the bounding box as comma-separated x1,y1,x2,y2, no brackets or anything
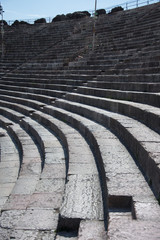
87,81,160,92
97,74,160,82
0,99,106,238
0,126,19,212
0,86,62,103
76,86,160,108
0,107,65,238
42,103,160,238
65,92,160,135
52,99,160,201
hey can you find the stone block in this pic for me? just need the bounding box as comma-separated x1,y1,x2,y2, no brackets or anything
35,178,65,193
15,209,58,230
60,174,103,220
41,163,66,179
11,177,39,195
28,192,63,209
78,220,106,240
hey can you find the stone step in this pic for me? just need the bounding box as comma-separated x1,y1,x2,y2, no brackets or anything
0,80,74,92
3,69,100,79
52,99,160,201
0,107,66,236
24,111,104,222
65,92,160,135
11,69,101,75
87,81,160,92
98,33,160,47
42,103,160,238
2,121,42,205
0,100,106,238
0,88,55,105
97,74,160,82
101,66,160,75
0,77,85,86
0,84,64,100
0,94,46,110
76,86,160,108
0,99,35,116
0,126,19,211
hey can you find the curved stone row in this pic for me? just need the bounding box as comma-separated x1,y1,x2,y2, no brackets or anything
53,99,160,200
0,127,19,212
0,94,160,238
0,108,65,238
0,102,106,239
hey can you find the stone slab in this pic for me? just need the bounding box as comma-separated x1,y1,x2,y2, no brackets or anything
107,213,160,239
0,161,19,168
3,194,32,210
0,210,26,228
134,202,160,221
20,162,41,177
45,152,65,164
56,235,77,240
68,163,98,175
28,192,63,209
15,209,58,230
41,163,66,179
0,183,15,197
60,174,103,220
11,177,39,195
78,220,106,240
35,178,65,193
0,167,19,183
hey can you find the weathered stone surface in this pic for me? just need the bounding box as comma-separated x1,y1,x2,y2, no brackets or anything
11,177,39,195
20,162,41,177
37,231,56,240
0,228,10,240
27,192,63,209
107,213,160,239
68,163,98,175
0,228,56,239
15,209,58,230
8,229,39,240
0,210,26,228
78,220,106,240
0,197,8,211
60,174,103,220
0,167,19,183
56,236,77,240
45,152,65,164
0,183,15,197
35,178,65,193
3,194,32,210
134,202,160,221
41,163,66,179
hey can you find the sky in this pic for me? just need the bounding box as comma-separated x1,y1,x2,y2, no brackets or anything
1,0,128,21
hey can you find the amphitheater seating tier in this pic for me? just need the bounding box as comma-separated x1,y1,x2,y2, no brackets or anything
0,2,160,239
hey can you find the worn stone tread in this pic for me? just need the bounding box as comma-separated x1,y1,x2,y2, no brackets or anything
65,92,160,134
0,127,19,211
76,86,160,108
51,100,160,199
42,103,160,237
31,110,103,221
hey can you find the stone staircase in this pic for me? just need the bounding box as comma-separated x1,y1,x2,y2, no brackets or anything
0,2,160,239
